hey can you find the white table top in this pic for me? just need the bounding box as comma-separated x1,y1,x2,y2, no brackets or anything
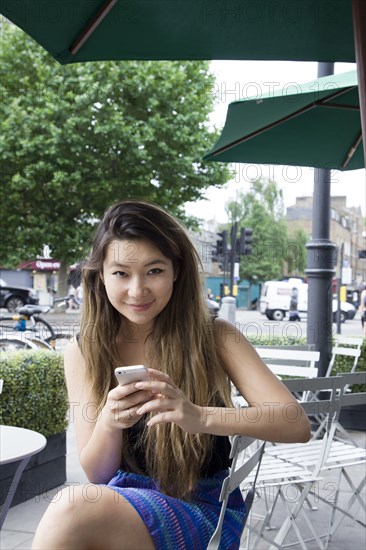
0,425,47,465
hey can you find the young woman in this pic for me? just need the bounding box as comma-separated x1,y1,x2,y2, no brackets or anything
32,200,310,550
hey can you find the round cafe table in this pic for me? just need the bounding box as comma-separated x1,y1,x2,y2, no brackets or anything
0,425,47,529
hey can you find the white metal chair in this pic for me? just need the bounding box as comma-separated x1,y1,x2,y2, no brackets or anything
206,435,266,550
247,373,366,549
325,336,363,378
232,347,320,408
315,336,363,442
306,371,366,543
241,450,322,549
243,375,348,549
255,348,320,379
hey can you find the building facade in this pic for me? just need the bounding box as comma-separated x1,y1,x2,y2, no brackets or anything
286,196,365,285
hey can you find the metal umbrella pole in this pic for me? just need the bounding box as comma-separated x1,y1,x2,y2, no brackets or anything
306,62,338,377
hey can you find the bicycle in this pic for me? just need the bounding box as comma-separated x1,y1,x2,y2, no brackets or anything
0,304,55,339
0,333,54,352
0,299,77,352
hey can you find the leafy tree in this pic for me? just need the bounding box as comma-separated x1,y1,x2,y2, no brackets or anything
225,179,288,282
286,227,307,276
0,25,229,273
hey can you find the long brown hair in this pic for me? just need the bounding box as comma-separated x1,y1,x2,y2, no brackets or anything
79,200,232,498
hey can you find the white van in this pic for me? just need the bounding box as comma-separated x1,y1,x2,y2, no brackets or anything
260,279,355,322
260,279,307,321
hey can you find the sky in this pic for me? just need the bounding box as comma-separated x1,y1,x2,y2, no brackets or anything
185,60,365,225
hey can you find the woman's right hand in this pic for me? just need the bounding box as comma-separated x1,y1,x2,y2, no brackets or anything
100,384,154,431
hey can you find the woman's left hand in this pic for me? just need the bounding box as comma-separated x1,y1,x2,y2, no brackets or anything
134,368,203,434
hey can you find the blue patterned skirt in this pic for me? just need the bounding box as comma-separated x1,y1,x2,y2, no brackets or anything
105,469,245,549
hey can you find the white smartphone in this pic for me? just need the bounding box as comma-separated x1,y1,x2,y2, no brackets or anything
115,365,149,386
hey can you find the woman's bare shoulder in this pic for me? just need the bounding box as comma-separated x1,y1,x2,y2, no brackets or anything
212,316,251,349
64,337,83,366
63,338,88,392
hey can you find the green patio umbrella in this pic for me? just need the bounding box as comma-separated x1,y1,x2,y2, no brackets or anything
2,1,364,162
1,1,364,159
203,70,364,170
0,0,356,65
204,69,364,377
1,0,365,376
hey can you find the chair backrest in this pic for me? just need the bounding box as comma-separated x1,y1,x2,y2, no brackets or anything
336,371,366,407
283,376,344,417
256,348,320,378
282,375,345,471
206,435,266,550
290,371,366,443
326,336,363,377
332,336,363,348
282,373,366,467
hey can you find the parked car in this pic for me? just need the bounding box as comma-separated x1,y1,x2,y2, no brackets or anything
259,280,356,323
0,278,39,312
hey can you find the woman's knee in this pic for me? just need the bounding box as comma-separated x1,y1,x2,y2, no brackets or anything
45,484,134,533
34,484,155,550
32,485,91,549
47,484,105,523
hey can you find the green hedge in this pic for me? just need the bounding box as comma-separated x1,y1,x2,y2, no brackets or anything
0,350,69,437
247,335,307,346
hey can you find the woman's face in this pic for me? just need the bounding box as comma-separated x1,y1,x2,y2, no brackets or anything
102,238,175,328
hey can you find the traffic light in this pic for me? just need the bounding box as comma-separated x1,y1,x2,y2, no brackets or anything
215,230,228,259
239,227,253,255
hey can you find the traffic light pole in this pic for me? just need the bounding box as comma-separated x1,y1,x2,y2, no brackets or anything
230,222,238,296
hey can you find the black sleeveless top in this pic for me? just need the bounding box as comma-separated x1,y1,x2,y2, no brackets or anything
123,416,231,478
76,336,231,476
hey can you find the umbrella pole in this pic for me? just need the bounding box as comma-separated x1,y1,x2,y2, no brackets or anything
306,63,338,377
70,0,118,56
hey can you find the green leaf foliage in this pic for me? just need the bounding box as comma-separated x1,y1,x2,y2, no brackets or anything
288,228,307,276
226,179,289,282
0,25,229,266
0,350,68,436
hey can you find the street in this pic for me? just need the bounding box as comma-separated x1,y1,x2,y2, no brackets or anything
36,308,365,342
234,309,364,340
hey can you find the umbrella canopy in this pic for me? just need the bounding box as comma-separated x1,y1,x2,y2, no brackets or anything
204,70,363,171
0,0,356,65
